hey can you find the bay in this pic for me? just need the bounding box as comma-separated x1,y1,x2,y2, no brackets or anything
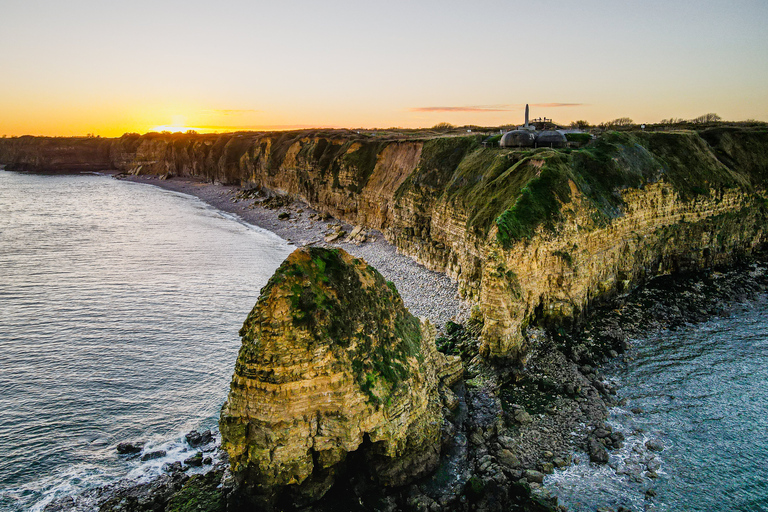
0,171,294,511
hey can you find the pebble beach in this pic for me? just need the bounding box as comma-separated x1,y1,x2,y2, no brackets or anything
123,174,471,330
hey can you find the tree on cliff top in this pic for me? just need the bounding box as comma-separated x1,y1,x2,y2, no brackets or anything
432,122,455,132
602,117,634,128
570,120,591,129
691,113,722,124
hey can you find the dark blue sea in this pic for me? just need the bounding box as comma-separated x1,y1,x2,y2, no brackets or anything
546,295,768,511
0,170,294,511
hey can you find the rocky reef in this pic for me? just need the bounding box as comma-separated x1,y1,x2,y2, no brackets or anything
219,247,461,509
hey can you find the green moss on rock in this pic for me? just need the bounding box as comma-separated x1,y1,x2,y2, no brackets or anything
166,471,225,512
237,247,423,404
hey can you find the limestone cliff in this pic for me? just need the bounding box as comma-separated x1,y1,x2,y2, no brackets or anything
219,247,461,506
0,135,112,172
3,127,767,362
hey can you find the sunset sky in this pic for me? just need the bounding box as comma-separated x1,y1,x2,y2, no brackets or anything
1,0,766,137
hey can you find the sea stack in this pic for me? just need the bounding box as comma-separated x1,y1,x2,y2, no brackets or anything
219,247,461,509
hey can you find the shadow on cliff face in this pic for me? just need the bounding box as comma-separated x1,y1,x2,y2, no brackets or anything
283,435,395,512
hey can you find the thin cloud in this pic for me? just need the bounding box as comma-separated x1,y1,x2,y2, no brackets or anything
529,103,584,108
410,105,516,113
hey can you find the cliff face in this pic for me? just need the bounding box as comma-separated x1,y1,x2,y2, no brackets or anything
0,136,112,172
472,130,768,358
219,247,461,506
3,128,767,361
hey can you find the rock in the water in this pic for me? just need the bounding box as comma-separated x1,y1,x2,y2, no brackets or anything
184,452,203,467
588,438,609,464
219,247,460,507
116,441,144,454
593,428,611,439
141,450,167,461
162,461,183,474
185,429,213,448
645,438,665,452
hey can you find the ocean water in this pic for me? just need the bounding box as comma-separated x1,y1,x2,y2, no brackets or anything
0,170,294,511
546,296,768,511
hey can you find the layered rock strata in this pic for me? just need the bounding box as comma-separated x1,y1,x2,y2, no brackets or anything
219,247,461,506
3,128,767,362
0,135,112,172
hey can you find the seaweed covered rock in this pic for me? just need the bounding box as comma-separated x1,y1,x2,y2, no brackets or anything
219,247,461,508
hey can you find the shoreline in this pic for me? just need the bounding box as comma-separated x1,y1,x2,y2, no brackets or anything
42,257,768,512
121,174,470,331
542,257,768,510
19,169,768,510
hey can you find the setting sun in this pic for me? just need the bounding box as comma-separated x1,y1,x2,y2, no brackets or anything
148,125,216,134
150,115,211,134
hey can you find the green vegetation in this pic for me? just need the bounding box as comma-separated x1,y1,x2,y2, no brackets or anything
396,136,481,197
341,140,387,193
483,134,503,147
444,148,540,236
495,155,573,245
241,247,423,406
436,321,480,360
166,471,225,512
287,136,387,193
392,129,767,250
569,120,591,129
432,122,455,131
564,132,592,144
492,130,766,247
600,117,634,129
699,127,768,188
633,131,747,196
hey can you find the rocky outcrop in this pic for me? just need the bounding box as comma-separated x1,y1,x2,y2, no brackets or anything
219,247,460,508
3,128,767,363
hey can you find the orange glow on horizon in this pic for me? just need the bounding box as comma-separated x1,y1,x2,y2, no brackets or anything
149,125,220,134
1,3,766,139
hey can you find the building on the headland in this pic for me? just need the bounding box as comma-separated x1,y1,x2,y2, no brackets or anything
499,129,536,147
535,130,567,148
498,104,569,148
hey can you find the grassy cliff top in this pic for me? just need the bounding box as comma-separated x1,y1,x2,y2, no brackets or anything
391,128,768,248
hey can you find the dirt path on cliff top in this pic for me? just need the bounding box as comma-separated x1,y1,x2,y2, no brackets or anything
124,175,470,330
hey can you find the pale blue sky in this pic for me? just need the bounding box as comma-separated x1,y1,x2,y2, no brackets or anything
1,0,766,135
